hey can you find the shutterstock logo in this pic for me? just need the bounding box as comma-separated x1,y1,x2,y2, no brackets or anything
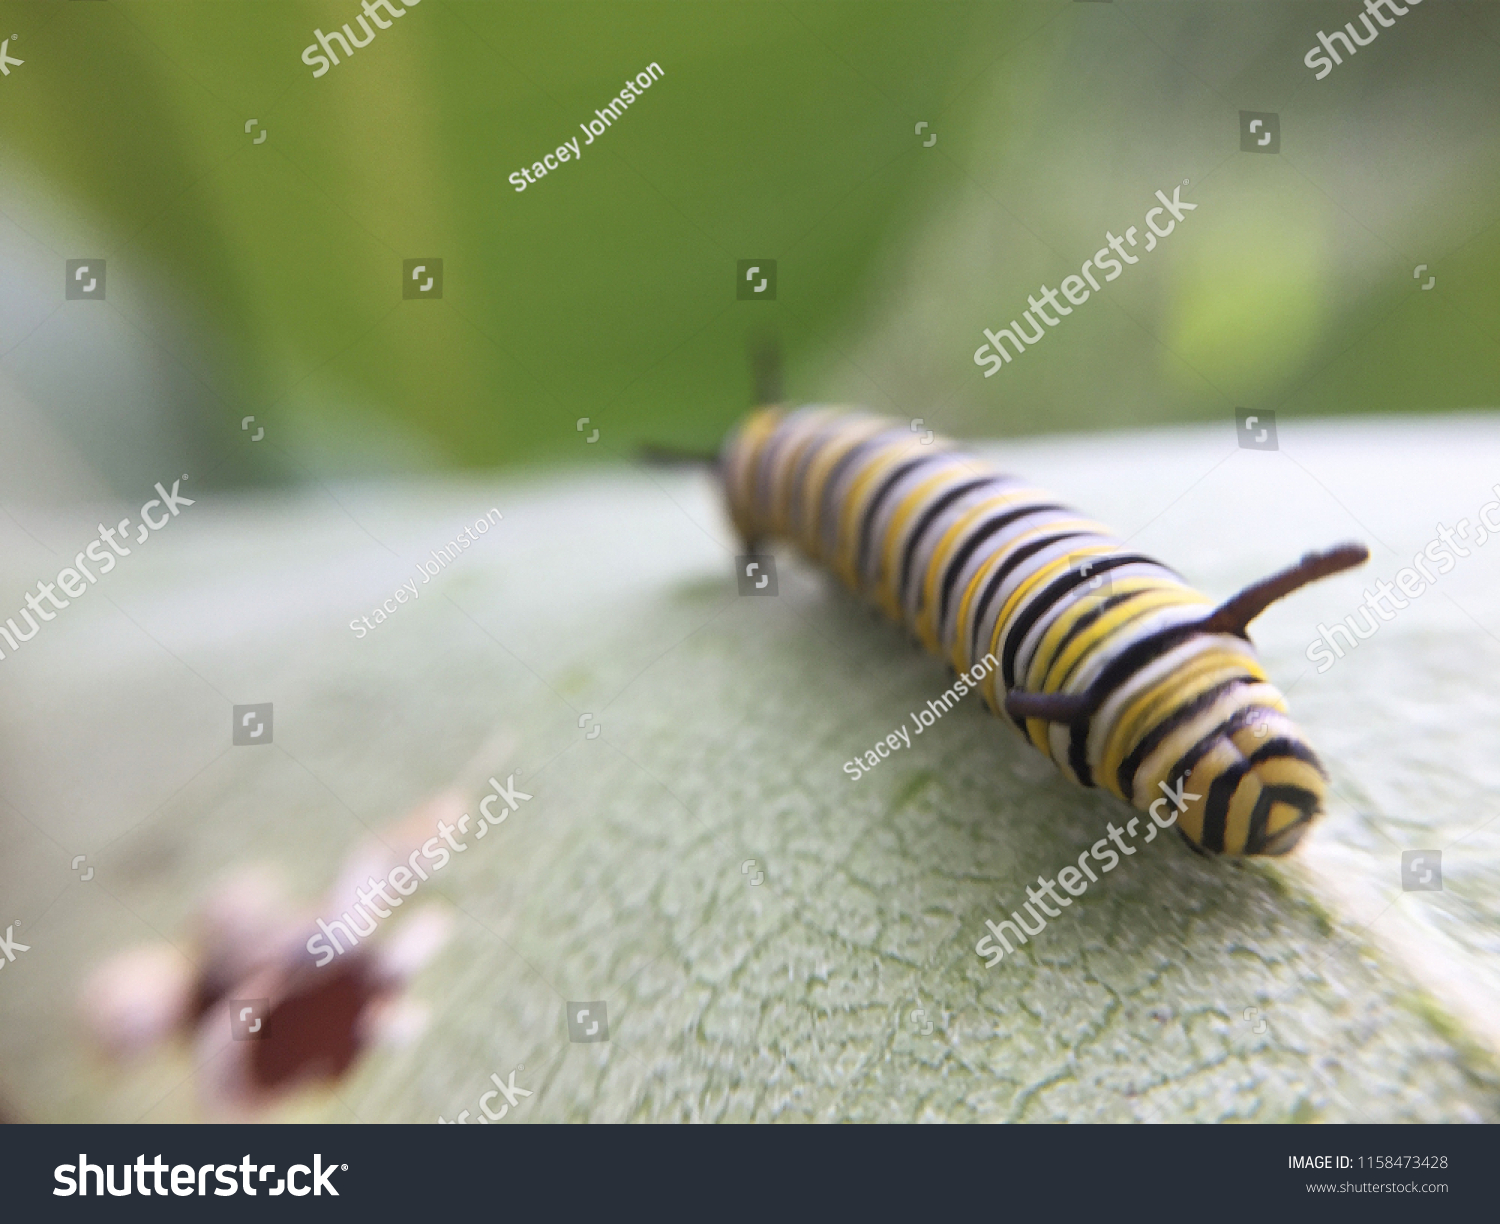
974,184,1196,377
0,38,23,77
1304,0,1425,80
55,1153,344,1196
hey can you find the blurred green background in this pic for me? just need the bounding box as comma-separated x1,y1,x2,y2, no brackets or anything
1,0,1497,493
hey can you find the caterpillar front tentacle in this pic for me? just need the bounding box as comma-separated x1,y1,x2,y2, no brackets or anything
1198,543,1371,638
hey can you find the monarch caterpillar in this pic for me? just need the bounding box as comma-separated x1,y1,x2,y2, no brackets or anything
715,406,1369,856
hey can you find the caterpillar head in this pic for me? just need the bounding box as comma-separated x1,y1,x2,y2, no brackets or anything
1167,708,1328,856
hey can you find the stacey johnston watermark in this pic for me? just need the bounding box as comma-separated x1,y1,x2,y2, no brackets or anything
974,184,1197,377
1305,484,1500,673
843,653,997,781
509,62,663,193
973,779,1197,967
350,509,500,638
0,479,193,664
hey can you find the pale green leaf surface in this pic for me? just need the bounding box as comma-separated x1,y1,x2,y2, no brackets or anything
2,415,1499,1122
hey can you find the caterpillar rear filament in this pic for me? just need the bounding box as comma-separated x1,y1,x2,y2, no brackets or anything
717,407,1368,856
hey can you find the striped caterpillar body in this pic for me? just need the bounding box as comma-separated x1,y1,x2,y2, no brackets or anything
719,406,1369,857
